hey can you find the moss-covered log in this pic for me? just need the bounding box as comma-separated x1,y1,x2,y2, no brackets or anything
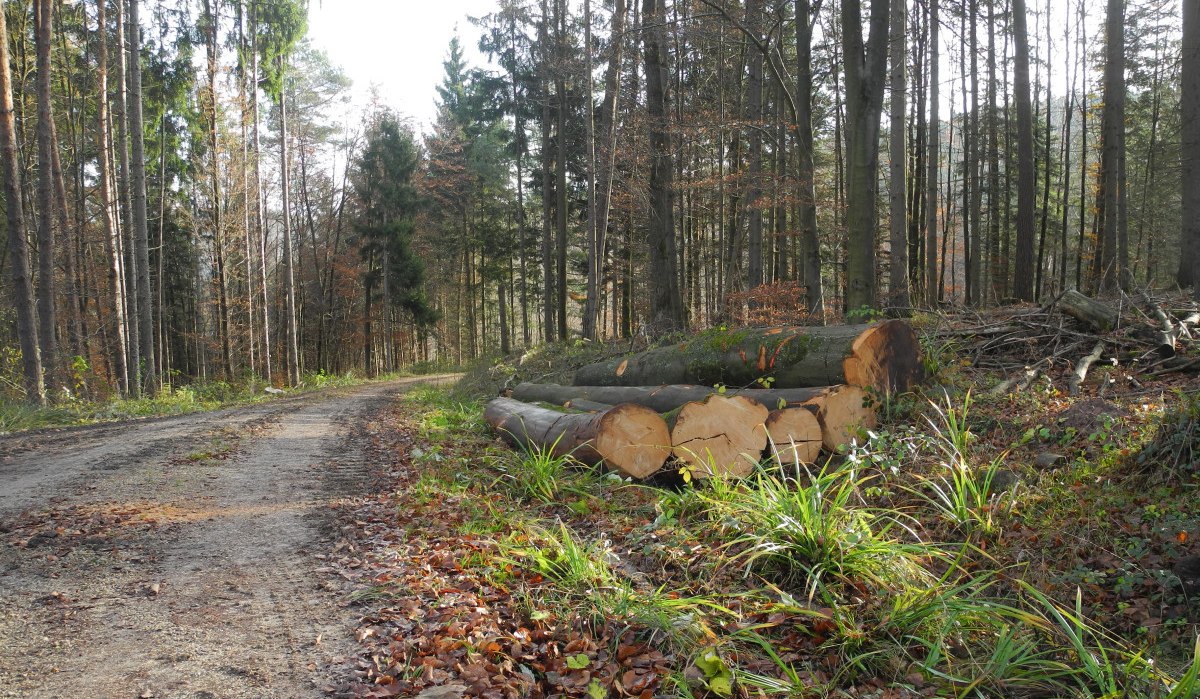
571,320,923,394
483,397,670,479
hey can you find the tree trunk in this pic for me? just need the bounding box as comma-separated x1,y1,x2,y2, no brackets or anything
572,319,923,394
484,397,671,480
34,0,57,385
841,0,891,312
745,0,764,291
887,0,908,308
582,0,599,340
278,58,301,386
1012,0,1036,301
795,0,822,317
1095,0,1127,292
1182,0,1200,294
0,0,44,403
641,0,686,333
127,0,157,393
94,0,130,395
554,0,568,340
538,0,555,343
924,0,939,307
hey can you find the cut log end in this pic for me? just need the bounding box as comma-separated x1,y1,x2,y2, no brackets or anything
765,407,823,466
594,404,673,480
843,319,925,395
804,385,878,453
670,394,769,479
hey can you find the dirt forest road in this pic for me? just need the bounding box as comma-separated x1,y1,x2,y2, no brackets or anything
0,376,456,699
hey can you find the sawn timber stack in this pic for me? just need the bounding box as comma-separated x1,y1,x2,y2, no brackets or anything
571,320,923,395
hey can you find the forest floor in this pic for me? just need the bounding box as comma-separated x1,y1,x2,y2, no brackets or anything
0,375,456,698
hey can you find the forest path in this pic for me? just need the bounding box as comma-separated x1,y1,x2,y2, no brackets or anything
0,376,456,698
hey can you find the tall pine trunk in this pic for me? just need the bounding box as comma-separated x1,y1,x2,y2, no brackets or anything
34,0,57,385
1,0,44,403
279,57,301,386
127,0,157,393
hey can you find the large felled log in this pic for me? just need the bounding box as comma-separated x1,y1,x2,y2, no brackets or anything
571,320,923,395
514,382,834,414
484,397,670,480
1058,290,1119,331
668,394,769,479
801,384,878,453
764,408,823,466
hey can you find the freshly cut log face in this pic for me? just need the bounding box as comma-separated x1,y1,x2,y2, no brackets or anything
669,394,769,479
765,408,823,466
571,320,923,395
803,385,878,453
513,382,833,414
483,397,670,479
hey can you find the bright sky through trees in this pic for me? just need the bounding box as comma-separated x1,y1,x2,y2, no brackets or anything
307,0,497,132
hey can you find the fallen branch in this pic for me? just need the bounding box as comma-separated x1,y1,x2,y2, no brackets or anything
1068,342,1105,396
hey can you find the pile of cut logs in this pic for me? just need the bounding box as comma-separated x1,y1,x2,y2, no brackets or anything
484,320,925,480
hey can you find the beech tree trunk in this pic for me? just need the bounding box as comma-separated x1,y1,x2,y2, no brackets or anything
484,397,671,479
572,320,923,394
841,0,891,312
0,0,44,403
642,0,686,333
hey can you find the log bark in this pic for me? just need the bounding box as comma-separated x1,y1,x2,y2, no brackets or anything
514,382,836,413
668,394,768,479
1058,289,1119,331
765,408,822,466
484,397,670,479
572,320,923,394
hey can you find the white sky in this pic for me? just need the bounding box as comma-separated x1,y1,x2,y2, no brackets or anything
306,0,500,133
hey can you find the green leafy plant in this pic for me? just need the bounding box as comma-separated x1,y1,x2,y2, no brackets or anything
700,463,937,601
915,392,1013,536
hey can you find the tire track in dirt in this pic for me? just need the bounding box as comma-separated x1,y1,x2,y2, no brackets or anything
0,376,456,698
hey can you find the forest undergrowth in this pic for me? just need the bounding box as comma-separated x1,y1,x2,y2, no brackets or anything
330,308,1200,698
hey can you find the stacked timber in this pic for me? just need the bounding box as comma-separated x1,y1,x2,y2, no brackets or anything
484,321,918,481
